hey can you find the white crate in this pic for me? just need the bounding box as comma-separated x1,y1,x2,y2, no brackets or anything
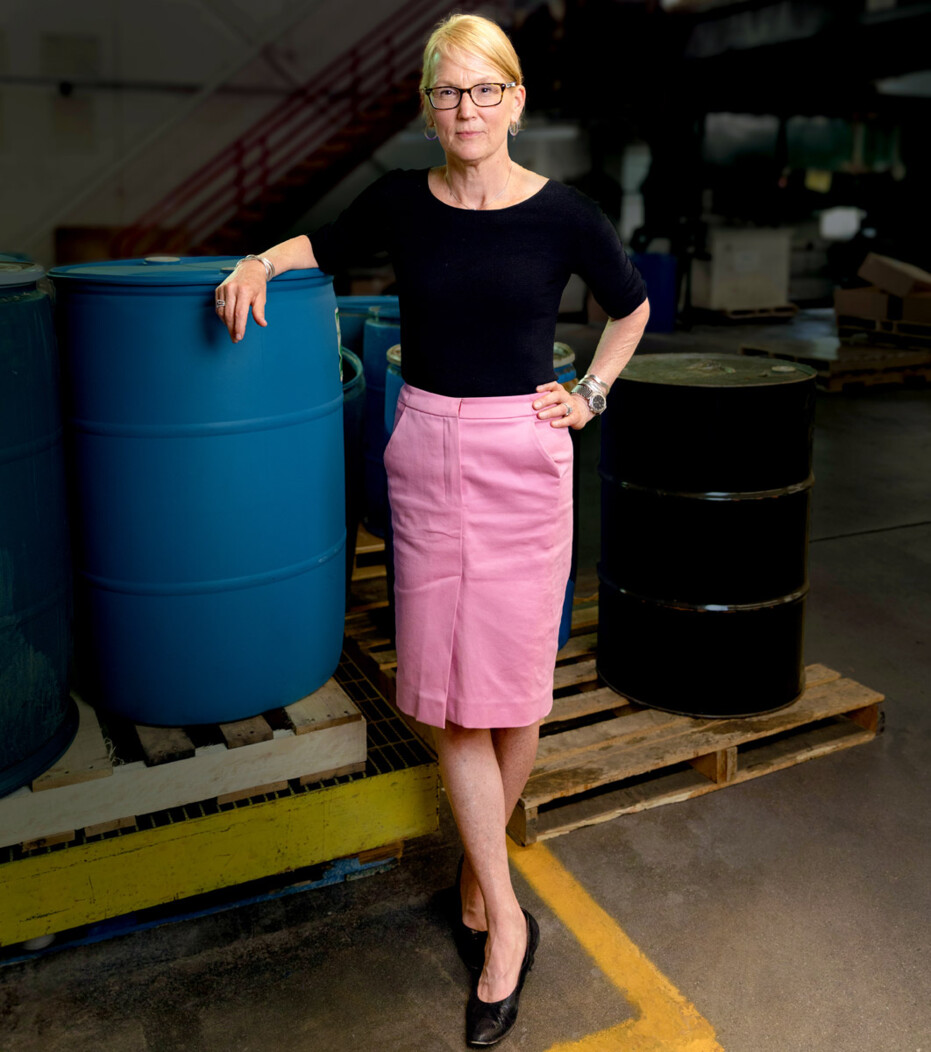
692,228,792,311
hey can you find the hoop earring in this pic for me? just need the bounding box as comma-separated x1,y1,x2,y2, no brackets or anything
509,122,520,138
424,126,438,141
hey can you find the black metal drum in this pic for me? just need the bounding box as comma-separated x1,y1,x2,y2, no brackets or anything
598,354,817,718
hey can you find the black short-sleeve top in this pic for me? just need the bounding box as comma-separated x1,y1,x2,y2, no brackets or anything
310,168,646,398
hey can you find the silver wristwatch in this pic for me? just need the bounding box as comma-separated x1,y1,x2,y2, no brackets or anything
571,373,609,415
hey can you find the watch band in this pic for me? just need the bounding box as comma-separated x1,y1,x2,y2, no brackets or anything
571,380,608,415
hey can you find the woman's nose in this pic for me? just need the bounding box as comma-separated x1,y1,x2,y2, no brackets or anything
457,91,477,116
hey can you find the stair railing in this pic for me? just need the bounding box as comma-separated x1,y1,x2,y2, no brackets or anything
116,0,501,257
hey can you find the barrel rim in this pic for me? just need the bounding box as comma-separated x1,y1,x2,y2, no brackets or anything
619,352,818,386
0,261,44,287
48,258,334,288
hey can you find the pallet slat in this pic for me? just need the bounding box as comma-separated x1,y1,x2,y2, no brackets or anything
135,725,196,767
511,674,883,844
31,696,113,791
0,680,366,850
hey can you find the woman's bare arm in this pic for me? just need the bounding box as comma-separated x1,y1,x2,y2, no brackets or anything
215,234,318,343
535,298,650,429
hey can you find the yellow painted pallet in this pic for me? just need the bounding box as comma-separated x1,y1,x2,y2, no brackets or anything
0,655,438,948
345,603,884,846
0,678,368,853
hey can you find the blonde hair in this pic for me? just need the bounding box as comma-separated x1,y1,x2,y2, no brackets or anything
420,14,524,127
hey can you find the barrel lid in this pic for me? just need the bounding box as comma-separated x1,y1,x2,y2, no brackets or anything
367,302,401,322
386,343,402,366
619,353,816,387
47,257,332,287
0,261,45,287
336,294,398,313
553,341,575,367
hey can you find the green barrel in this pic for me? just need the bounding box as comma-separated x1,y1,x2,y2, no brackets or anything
0,262,77,796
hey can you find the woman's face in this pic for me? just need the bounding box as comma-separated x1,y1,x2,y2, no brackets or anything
427,51,524,165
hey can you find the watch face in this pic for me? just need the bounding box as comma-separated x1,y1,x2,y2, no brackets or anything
590,391,607,413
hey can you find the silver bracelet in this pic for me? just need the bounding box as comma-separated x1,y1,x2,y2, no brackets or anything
580,372,610,393
236,254,276,281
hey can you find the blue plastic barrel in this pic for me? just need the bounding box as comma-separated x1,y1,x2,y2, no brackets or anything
630,253,677,333
336,295,398,355
51,257,345,726
553,342,577,388
0,262,77,795
361,303,401,538
384,344,404,437
341,348,365,592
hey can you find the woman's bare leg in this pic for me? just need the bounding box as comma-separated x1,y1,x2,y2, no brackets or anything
436,721,540,1001
458,722,540,931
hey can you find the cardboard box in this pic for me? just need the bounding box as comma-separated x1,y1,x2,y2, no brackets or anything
901,293,931,325
691,228,792,311
856,253,931,298
833,286,892,321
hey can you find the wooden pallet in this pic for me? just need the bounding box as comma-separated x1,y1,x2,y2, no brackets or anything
740,339,931,392
345,604,884,845
692,304,798,323
0,679,367,852
836,313,931,346
722,303,798,321
511,658,883,845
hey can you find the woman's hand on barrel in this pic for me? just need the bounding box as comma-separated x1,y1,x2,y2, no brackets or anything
533,381,592,430
214,259,268,343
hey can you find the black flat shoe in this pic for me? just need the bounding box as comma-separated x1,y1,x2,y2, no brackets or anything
452,854,487,973
466,908,539,1048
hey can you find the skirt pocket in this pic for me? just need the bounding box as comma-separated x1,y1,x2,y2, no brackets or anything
529,418,573,477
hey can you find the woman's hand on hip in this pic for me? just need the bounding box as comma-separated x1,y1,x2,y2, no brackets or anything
214,259,268,343
533,381,592,430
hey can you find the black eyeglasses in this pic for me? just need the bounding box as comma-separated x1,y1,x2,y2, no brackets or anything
423,82,517,110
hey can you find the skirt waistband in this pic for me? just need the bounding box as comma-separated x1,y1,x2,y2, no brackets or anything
397,383,541,420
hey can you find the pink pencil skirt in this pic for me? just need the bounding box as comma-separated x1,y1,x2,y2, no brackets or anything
383,383,573,730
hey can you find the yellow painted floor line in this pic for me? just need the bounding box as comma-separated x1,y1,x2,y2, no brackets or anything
509,840,724,1052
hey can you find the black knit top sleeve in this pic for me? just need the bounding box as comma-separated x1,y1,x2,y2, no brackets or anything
310,169,646,398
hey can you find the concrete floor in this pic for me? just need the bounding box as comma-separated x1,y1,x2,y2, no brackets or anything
2,318,930,1051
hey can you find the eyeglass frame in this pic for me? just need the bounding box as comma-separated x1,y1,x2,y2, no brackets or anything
422,81,518,110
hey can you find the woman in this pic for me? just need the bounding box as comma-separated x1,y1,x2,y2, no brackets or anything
215,14,649,1046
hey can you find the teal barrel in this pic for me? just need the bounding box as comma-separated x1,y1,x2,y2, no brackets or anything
336,295,398,355
361,302,401,538
341,348,365,593
630,253,677,333
0,262,77,796
50,257,345,726
552,342,578,650
384,344,404,437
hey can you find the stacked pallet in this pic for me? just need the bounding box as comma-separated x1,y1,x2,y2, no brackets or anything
0,679,367,854
739,254,931,391
819,253,931,389
835,253,931,342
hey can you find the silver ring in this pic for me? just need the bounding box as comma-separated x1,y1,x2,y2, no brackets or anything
215,299,226,308
564,402,573,416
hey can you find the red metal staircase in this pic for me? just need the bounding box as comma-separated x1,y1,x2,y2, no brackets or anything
112,0,494,258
